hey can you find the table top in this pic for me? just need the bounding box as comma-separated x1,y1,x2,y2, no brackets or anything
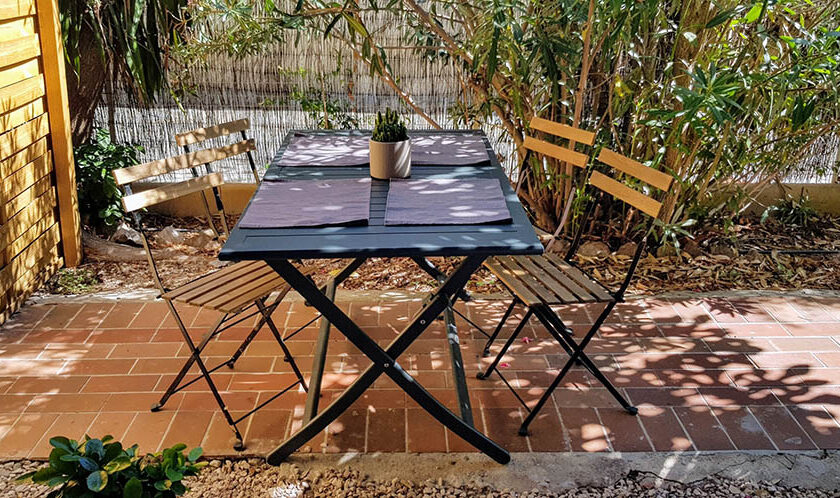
219,130,543,261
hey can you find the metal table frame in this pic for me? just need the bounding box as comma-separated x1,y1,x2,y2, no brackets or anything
219,130,543,464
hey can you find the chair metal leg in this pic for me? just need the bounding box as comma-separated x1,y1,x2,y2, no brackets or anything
152,310,226,411
254,299,308,392
535,306,636,413
481,298,518,357
226,300,280,367
476,309,532,380
162,300,246,450
519,302,636,436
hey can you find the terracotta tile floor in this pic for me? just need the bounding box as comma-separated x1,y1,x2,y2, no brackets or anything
1,294,839,458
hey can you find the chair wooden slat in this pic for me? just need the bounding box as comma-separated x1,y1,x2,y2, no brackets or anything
113,139,255,185
202,271,281,310
121,173,223,213
529,117,596,145
190,265,277,306
163,260,262,299
597,148,673,191
527,255,596,302
497,256,559,305
523,136,588,168
589,170,662,218
512,255,577,303
484,258,541,306
209,275,289,313
175,118,250,146
544,254,613,301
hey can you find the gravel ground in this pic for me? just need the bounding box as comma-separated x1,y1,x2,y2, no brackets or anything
3,459,838,498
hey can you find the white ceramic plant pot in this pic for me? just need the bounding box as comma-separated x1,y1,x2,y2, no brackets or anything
369,139,411,180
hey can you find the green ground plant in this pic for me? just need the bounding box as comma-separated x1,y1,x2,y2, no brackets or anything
48,268,100,295
74,129,144,228
17,435,204,497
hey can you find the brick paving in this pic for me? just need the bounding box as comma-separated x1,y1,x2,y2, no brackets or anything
0,294,839,458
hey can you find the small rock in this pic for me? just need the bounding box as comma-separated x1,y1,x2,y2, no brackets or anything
111,222,142,246
656,244,678,258
185,232,213,249
577,241,610,258
709,241,738,258
682,238,702,258
156,226,184,246
615,241,638,257
546,238,570,255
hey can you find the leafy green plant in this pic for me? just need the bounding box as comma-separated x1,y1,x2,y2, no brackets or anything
761,191,819,228
289,87,359,130
61,0,188,143
74,129,144,228
17,435,204,497
652,218,697,253
48,268,100,295
371,108,408,143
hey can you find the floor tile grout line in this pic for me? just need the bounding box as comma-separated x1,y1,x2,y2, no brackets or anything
669,406,698,452
86,302,116,331
632,407,656,452
591,407,614,453
29,412,97,459
744,406,780,451
779,403,820,450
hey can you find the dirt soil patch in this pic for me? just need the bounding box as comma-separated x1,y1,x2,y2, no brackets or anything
45,213,840,298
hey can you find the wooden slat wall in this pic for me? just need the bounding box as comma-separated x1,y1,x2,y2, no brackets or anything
0,0,81,323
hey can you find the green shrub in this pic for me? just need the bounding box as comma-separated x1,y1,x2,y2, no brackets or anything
75,129,144,228
761,191,819,228
17,435,205,497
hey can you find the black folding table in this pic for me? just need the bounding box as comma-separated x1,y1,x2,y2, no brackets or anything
219,130,542,464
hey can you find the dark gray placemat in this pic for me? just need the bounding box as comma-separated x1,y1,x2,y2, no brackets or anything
410,134,490,165
384,178,512,226
238,179,371,228
277,134,490,167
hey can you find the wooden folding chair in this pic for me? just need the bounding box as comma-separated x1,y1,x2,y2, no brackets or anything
477,146,674,436
173,118,261,236
112,147,310,451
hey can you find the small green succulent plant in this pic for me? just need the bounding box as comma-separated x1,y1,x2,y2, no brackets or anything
371,108,409,142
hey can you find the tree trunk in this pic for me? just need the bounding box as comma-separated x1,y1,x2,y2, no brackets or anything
66,29,106,145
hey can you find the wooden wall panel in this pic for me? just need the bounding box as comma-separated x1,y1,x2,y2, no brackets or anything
0,0,80,324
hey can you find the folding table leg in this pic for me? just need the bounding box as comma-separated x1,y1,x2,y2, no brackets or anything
265,256,510,465
305,257,366,423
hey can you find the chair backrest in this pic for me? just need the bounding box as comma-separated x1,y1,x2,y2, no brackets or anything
113,151,228,293
516,116,596,194
175,118,261,184
567,148,674,298
589,148,674,219
525,116,596,166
